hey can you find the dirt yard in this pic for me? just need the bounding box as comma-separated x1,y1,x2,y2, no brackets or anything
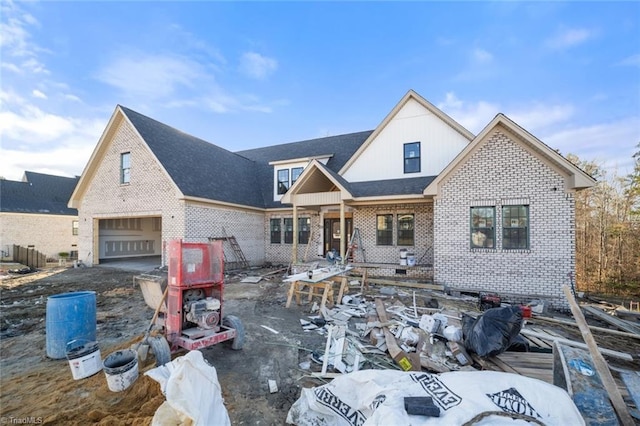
1,264,638,425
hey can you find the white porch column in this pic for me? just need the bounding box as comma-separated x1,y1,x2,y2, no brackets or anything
292,203,299,264
340,202,346,264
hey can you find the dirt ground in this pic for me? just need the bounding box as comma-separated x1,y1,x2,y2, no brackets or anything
1,264,638,425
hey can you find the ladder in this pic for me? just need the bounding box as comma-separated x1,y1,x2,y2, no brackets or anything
210,228,249,269
346,228,365,263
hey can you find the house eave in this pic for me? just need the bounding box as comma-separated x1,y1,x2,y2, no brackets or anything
181,196,266,213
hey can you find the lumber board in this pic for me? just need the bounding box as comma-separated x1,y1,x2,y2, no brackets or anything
619,370,640,414
521,329,634,362
367,278,444,291
563,285,634,425
530,315,640,340
374,298,419,371
582,305,640,335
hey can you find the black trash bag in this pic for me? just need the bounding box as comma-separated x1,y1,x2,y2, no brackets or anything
462,305,523,358
506,334,530,352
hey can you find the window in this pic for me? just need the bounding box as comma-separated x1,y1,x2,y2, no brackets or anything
121,152,131,184
270,219,281,244
376,214,393,245
397,214,414,246
72,220,79,236
470,207,495,249
291,167,303,185
277,169,289,194
298,217,310,244
503,205,529,249
283,218,294,244
404,142,420,174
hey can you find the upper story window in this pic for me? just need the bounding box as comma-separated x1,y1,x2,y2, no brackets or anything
397,214,414,246
121,152,131,184
404,142,420,174
503,205,529,250
72,220,79,236
277,169,290,194
470,207,495,249
291,167,304,185
376,214,393,246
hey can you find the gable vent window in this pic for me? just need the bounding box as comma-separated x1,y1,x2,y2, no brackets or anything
404,142,420,174
121,152,131,184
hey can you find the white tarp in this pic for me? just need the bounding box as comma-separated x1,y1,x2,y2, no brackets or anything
287,370,585,426
146,350,231,426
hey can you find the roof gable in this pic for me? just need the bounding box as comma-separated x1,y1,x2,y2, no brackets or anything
339,90,474,177
2,172,79,215
424,113,597,196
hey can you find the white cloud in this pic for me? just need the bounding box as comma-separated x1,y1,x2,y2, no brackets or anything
472,48,493,64
437,92,500,133
0,1,49,75
506,103,575,131
546,28,592,50
32,89,47,99
617,53,640,67
543,117,639,175
0,106,74,143
239,52,278,80
64,94,82,103
96,52,202,99
1,62,21,73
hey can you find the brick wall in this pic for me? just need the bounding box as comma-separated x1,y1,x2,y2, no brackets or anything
185,204,265,266
78,118,185,266
0,212,78,259
434,128,576,308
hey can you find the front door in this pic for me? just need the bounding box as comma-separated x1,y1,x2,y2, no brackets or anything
323,218,353,255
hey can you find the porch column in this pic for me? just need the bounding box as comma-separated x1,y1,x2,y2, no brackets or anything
292,203,299,264
340,202,346,264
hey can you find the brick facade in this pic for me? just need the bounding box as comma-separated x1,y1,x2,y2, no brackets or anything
433,128,576,308
78,119,184,266
0,212,78,260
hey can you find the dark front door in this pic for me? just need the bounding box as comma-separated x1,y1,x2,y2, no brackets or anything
323,218,353,255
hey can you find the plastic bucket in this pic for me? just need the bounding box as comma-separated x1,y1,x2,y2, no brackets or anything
407,253,416,267
400,249,407,265
66,340,102,380
103,349,138,392
46,291,96,359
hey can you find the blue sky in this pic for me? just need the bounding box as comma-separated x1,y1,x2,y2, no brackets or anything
1,1,639,182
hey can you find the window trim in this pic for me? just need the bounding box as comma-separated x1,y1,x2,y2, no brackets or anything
502,205,530,250
120,152,131,184
470,206,495,249
403,142,421,174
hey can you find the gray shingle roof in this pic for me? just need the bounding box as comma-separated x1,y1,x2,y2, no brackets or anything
119,106,435,209
0,172,79,215
120,106,266,208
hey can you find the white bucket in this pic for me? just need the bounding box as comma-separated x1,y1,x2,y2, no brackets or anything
103,349,138,392
407,253,416,267
400,249,407,265
66,340,102,380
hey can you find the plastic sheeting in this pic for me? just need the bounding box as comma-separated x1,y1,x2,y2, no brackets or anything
286,370,585,426
145,350,231,426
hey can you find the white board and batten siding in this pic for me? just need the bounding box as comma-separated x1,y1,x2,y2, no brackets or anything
342,98,470,182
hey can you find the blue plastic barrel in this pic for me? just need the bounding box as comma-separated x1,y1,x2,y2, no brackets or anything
46,291,97,359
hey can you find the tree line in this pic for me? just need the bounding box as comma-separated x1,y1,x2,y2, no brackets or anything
571,143,640,298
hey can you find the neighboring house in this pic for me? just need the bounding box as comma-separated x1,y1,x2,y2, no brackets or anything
68,90,595,307
0,172,80,261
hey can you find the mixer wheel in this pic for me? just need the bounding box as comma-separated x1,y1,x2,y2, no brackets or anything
222,315,245,350
148,335,171,366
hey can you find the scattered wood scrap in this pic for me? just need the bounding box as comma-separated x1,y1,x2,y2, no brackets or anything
582,305,640,335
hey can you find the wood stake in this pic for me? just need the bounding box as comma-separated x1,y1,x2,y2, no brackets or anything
562,285,633,425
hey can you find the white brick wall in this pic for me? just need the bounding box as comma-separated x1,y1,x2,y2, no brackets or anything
78,119,186,266
434,129,576,308
0,212,78,259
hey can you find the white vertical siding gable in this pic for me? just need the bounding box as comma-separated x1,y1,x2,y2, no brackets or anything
342,98,470,183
